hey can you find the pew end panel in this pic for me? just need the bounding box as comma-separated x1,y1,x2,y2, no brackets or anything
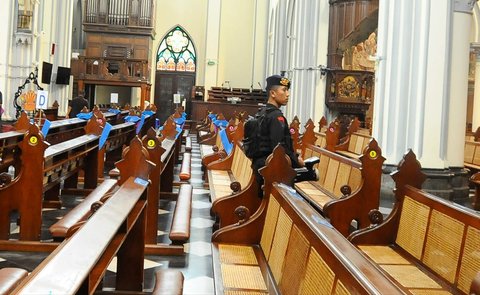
350,150,480,294
212,180,407,295
323,138,385,235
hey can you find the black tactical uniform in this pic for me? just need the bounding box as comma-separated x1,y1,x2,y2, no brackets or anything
252,102,301,196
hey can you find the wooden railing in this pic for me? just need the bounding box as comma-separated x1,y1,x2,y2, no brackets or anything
71,56,149,82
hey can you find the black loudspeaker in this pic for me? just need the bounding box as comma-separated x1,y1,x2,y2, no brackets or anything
41,62,53,84
55,66,71,85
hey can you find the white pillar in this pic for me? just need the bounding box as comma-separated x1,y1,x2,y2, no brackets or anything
373,0,452,168
472,43,480,130
447,0,476,167
203,0,221,95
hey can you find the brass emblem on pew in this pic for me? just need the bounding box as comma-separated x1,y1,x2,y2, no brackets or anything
147,139,156,148
369,150,377,159
29,136,38,146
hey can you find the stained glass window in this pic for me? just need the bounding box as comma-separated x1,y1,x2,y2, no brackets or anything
156,26,196,72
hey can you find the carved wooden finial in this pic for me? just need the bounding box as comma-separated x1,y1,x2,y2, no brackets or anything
318,116,327,132
391,150,426,193
84,113,103,136
325,121,340,151
115,136,155,186
160,117,177,140
15,111,32,131
259,145,296,188
300,121,317,147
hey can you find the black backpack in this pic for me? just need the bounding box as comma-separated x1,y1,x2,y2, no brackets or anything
243,109,267,159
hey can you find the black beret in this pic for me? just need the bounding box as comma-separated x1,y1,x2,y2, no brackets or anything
266,75,291,91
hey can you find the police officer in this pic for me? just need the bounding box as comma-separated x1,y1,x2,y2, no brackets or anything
252,75,304,197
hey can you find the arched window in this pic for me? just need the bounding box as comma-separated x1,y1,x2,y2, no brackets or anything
156,26,196,72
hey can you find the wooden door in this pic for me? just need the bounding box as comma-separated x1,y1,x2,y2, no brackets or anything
154,72,195,124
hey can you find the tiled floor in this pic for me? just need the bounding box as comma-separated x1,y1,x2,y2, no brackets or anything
0,135,216,294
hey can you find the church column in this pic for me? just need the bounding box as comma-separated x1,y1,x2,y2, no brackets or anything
373,0,473,201
471,43,480,131
203,0,221,94
447,0,476,167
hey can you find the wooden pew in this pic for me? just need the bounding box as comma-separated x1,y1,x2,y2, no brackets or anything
208,141,259,229
211,146,406,295
139,122,192,255
201,119,244,173
11,146,156,294
0,268,28,295
464,139,480,172
469,172,480,210
0,118,102,242
330,117,373,160
349,150,480,295
295,129,385,236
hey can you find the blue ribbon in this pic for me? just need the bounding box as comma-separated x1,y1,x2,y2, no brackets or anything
99,122,112,149
41,119,51,137
77,112,93,120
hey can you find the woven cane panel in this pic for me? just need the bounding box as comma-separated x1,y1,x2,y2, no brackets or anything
381,265,442,289
348,167,362,191
464,143,475,163
409,289,451,295
474,145,480,165
211,170,230,176
358,245,411,265
347,135,358,154
268,208,293,283
354,136,366,154
299,247,335,295
334,279,351,295
333,163,352,198
457,226,480,293
219,244,258,265
317,154,330,185
260,196,280,259
323,159,340,193
215,133,222,146
316,135,326,147
396,196,430,260
231,151,241,179
221,264,267,290
304,148,313,158
224,291,267,295
280,226,310,295
423,209,464,283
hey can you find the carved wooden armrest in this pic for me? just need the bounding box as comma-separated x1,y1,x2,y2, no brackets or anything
212,145,219,152
340,185,352,197
230,181,241,193
0,172,12,188
368,209,384,227
234,206,251,225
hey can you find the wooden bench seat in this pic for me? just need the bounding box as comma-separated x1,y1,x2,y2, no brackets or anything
0,268,28,295
169,184,193,244
0,120,101,242
185,136,192,152
48,178,118,240
294,133,384,236
207,139,260,228
179,152,192,180
151,269,184,295
334,131,373,160
10,140,155,294
464,140,480,171
350,150,480,295
211,146,406,295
